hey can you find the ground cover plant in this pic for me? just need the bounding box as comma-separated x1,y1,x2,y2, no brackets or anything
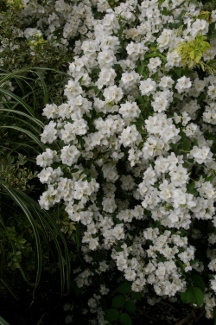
1,0,216,324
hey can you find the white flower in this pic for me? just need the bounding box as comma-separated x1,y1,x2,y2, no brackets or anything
147,57,162,72
102,197,117,213
119,101,140,121
191,19,209,37
151,92,169,112
119,125,141,147
139,78,157,95
96,67,116,89
23,28,42,38
40,121,57,144
36,148,57,167
64,80,82,99
175,76,192,93
159,76,174,89
60,145,80,166
189,146,213,164
103,85,123,103
98,50,116,68
42,103,58,119
124,268,136,281
157,29,173,50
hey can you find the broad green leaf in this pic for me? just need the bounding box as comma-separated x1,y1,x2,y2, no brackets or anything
124,300,136,314
192,275,205,292
180,287,204,307
117,282,131,295
112,295,126,309
105,309,119,322
188,287,204,307
179,291,191,304
131,291,142,300
119,313,132,325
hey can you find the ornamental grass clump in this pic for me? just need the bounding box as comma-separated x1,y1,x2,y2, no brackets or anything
36,0,216,323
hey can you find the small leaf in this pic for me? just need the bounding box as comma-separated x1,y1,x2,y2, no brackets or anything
175,68,182,77
182,139,190,151
105,309,119,322
187,182,198,196
124,300,136,314
117,282,131,295
189,51,195,60
119,313,132,325
112,295,126,309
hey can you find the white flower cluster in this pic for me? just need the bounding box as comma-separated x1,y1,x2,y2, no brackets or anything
36,0,216,321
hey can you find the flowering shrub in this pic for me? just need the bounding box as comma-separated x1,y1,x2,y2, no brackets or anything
36,0,216,323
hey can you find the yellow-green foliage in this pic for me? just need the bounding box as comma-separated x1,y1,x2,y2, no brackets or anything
176,34,211,69
197,10,212,23
5,0,24,10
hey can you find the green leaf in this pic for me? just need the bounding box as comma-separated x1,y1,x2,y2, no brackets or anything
0,126,45,150
1,186,42,289
117,282,131,295
182,139,191,151
0,108,44,128
105,309,119,322
124,300,136,314
0,279,19,301
187,182,198,196
192,275,205,292
131,291,142,300
179,291,191,304
189,287,204,307
112,295,126,309
175,67,182,77
180,287,204,307
177,10,187,21
190,0,198,5
119,313,132,325
161,8,170,15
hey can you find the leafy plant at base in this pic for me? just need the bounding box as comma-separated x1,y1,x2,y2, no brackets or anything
0,68,72,296
104,282,138,324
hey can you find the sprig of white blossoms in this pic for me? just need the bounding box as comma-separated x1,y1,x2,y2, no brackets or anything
36,0,216,321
